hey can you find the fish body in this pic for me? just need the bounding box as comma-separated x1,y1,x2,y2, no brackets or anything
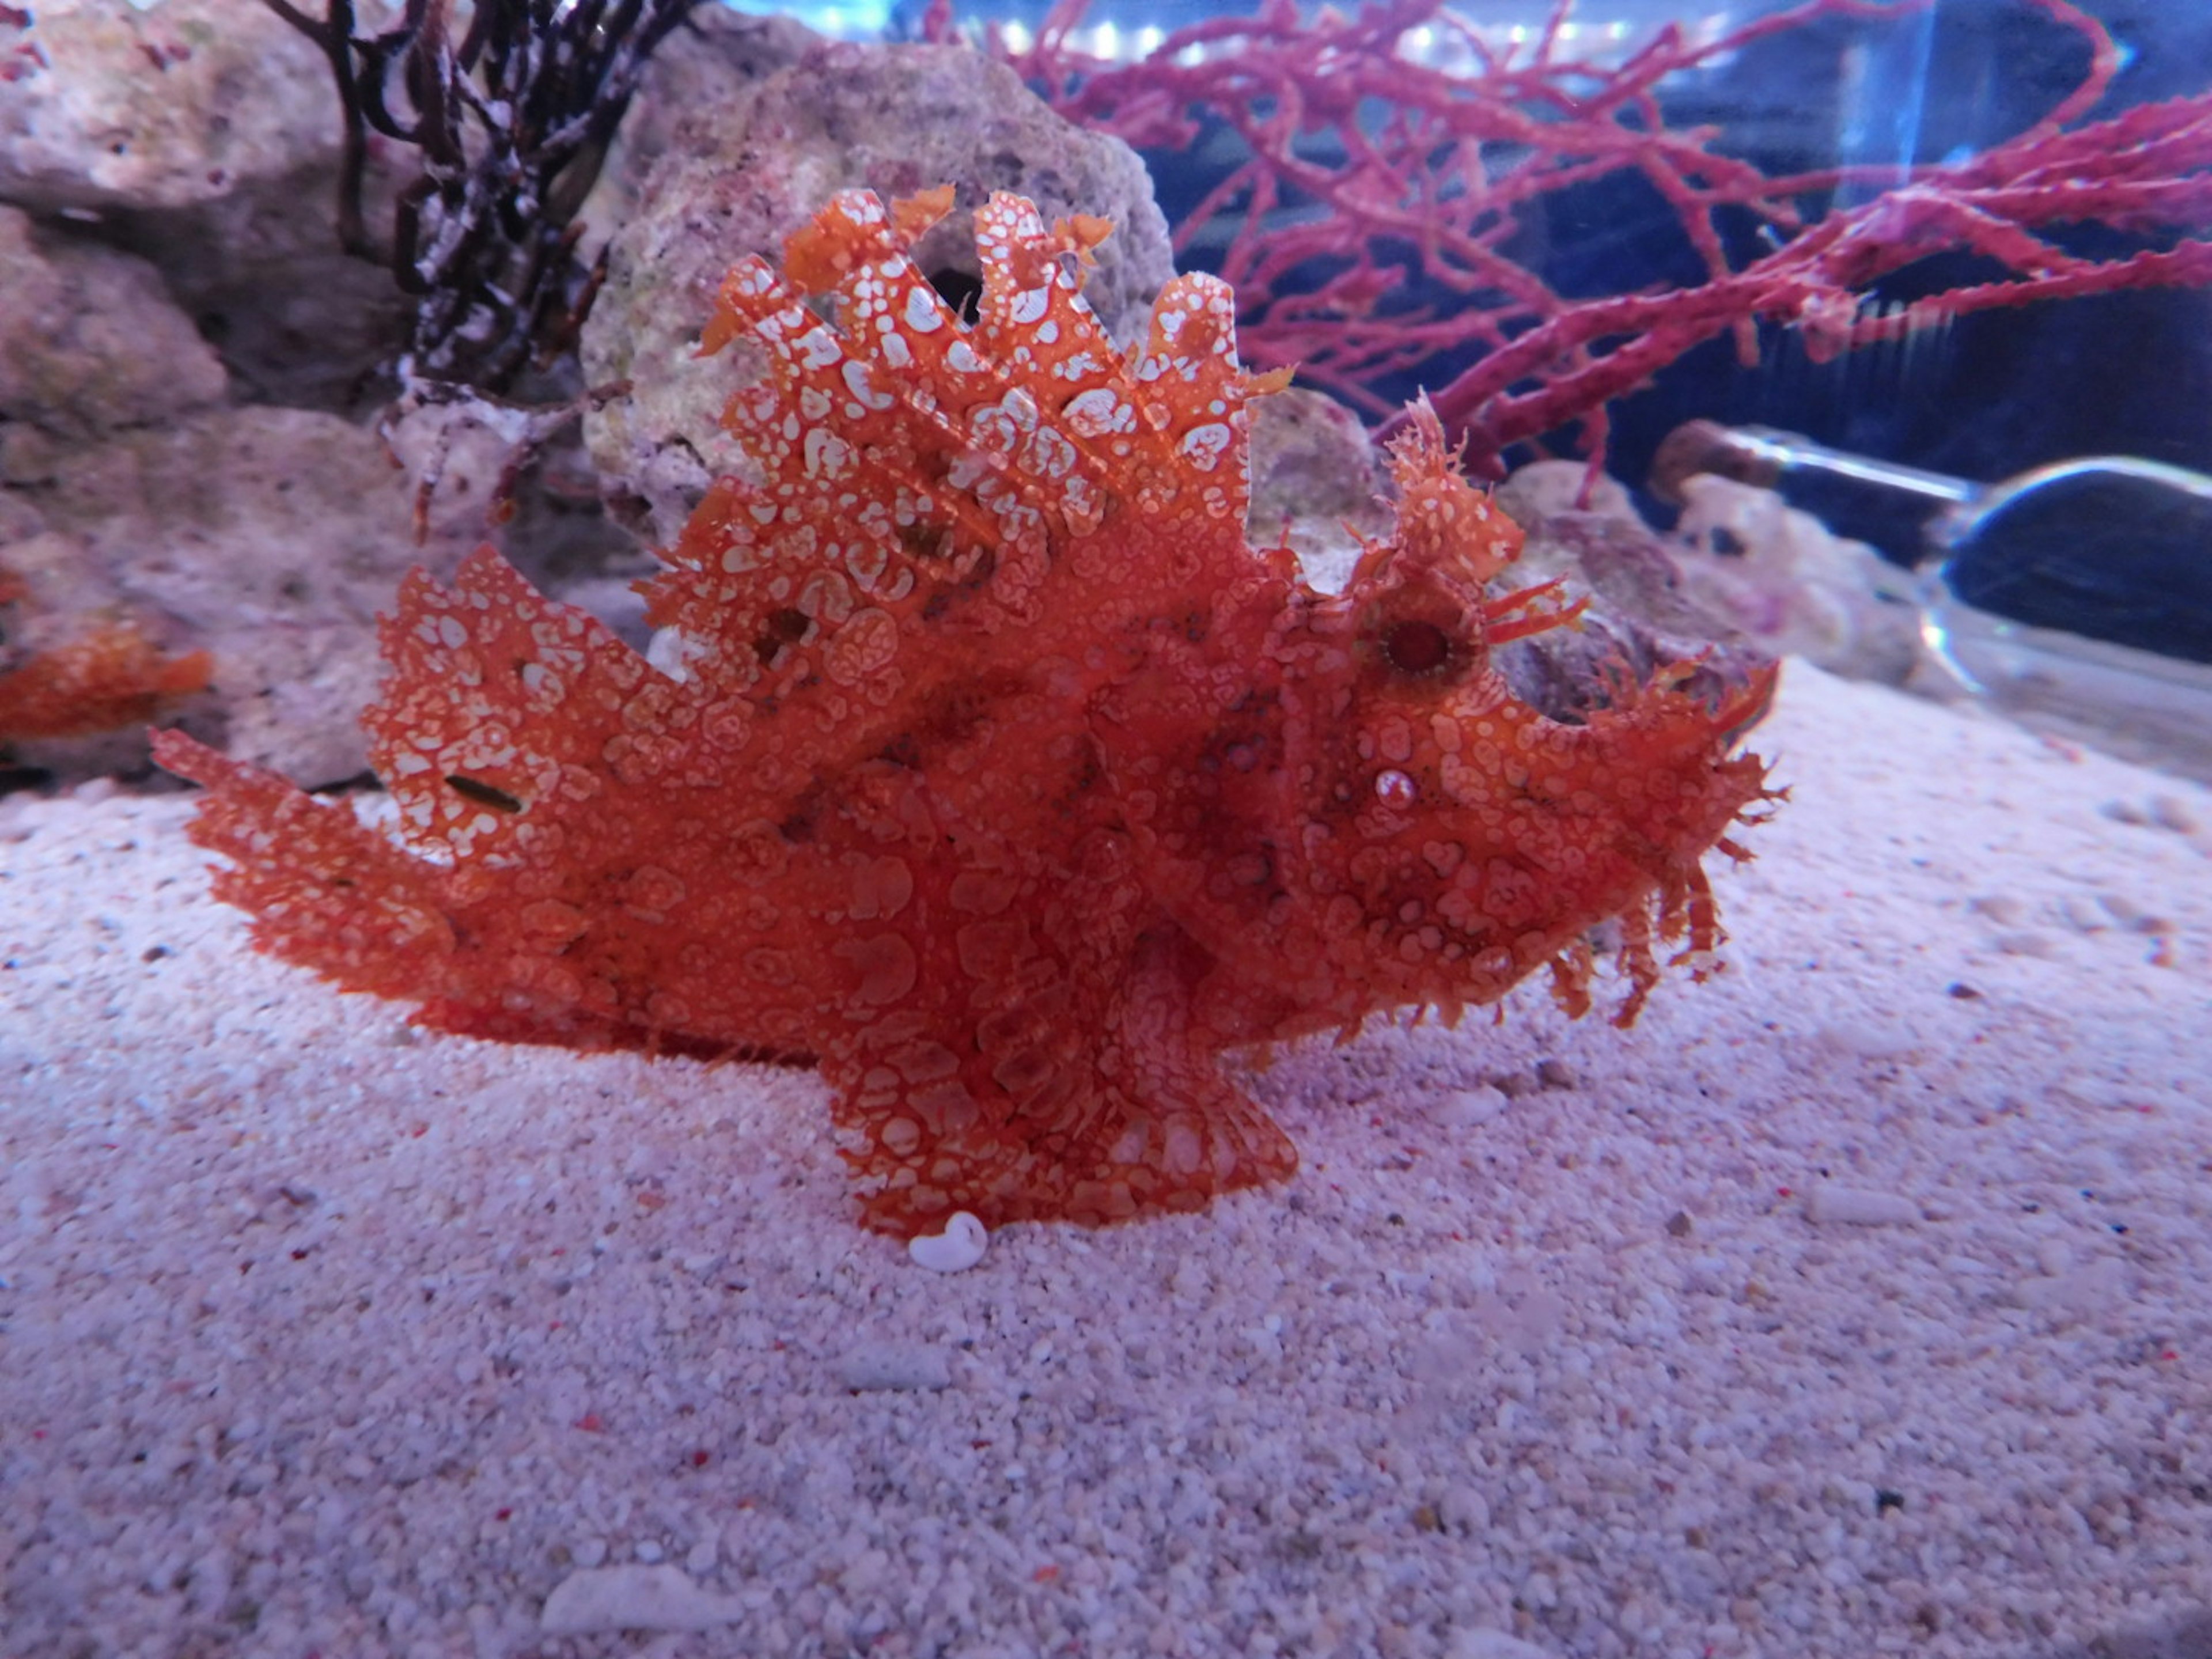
157,187,1775,1236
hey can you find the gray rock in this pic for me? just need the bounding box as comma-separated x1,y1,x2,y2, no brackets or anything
1671,471,1923,684
581,39,1174,544
1492,456,1638,526
100,158,412,415
1247,388,1391,594
1493,459,1779,724
578,5,821,241
0,0,415,416
0,0,336,211
0,524,212,776
0,481,39,543
1499,458,1922,690
10,406,493,785
0,203,227,437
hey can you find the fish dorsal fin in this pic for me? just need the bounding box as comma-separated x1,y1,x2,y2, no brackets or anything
652,187,1286,688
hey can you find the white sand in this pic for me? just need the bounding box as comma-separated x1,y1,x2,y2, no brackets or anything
4,662,2211,1659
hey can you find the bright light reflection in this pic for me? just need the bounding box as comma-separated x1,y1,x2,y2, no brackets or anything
714,0,891,40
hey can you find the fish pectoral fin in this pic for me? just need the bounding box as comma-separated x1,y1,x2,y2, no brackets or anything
827,932,1297,1238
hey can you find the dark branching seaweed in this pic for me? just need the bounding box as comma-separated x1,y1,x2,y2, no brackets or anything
265,0,704,393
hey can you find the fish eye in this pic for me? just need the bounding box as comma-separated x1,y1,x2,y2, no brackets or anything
1381,618,1455,677
1374,768,1418,808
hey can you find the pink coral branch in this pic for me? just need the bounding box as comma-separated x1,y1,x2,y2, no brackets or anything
926,0,2212,471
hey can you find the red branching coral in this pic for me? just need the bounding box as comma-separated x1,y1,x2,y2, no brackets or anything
925,0,2212,470
158,188,1775,1236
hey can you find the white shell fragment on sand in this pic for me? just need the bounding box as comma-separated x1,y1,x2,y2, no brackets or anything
1447,1628,1560,1659
907,1210,990,1272
539,1563,747,1634
1803,1183,1922,1226
838,1340,954,1391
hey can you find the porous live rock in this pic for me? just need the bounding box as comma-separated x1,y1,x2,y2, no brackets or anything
0,477,38,543
1246,387,1392,593
0,203,227,437
1491,459,1773,725
579,4,821,238
378,391,645,597
1495,456,1925,715
0,0,414,415
581,39,1175,544
0,525,212,777
0,0,338,212
3,406,494,785
97,156,414,416
1671,471,1923,684
1490,456,1639,525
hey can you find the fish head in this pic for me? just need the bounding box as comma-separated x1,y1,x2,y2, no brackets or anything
1165,407,1779,1036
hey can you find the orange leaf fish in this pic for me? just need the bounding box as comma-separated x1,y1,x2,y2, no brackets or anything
156,187,1777,1237
0,619,209,743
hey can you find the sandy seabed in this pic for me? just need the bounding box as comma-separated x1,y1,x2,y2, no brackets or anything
3,661,2210,1659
